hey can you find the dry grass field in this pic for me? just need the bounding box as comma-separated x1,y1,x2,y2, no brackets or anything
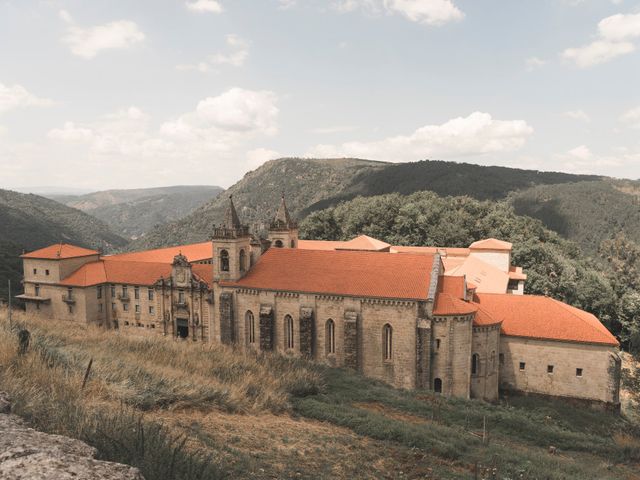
1,308,639,480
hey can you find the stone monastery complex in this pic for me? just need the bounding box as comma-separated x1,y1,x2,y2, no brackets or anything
17,196,621,408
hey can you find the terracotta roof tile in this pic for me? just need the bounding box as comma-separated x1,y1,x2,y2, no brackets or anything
446,256,509,294
438,276,466,298
469,238,513,251
21,244,100,260
104,242,212,264
474,294,619,346
336,235,391,252
433,293,478,315
224,248,435,300
60,260,171,287
191,264,213,287
297,240,347,251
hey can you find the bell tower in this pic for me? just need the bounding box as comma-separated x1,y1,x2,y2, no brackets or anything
267,193,298,248
212,195,251,282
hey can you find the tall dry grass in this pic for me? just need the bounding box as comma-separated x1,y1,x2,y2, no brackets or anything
0,307,324,479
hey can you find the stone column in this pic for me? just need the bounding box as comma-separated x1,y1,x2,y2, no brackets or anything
299,307,314,358
259,304,274,351
344,311,359,371
416,319,431,389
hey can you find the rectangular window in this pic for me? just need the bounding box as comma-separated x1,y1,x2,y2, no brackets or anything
33,268,37,275
148,288,154,301
97,286,102,299
98,303,103,313
435,339,441,350
68,304,73,314
576,368,583,377
123,303,129,312
499,353,505,365
149,306,155,315
134,286,140,300
519,362,526,371
547,365,554,374
122,285,128,297
34,284,40,296
111,285,116,298
112,302,116,311
178,290,185,303
45,269,49,276
67,287,73,297
135,304,140,313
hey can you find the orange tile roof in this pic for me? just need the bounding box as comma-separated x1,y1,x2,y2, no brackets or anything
59,260,171,287
391,246,470,256
104,242,212,264
446,256,509,294
297,240,347,251
469,238,513,251
474,294,619,346
433,293,478,315
224,248,436,300
473,306,501,326
21,244,100,260
438,276,466,298
192,264,213,287
336,235,391,252
508,266,527,280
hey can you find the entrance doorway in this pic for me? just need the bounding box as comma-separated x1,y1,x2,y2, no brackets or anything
434,378,442,393
177,318,189,339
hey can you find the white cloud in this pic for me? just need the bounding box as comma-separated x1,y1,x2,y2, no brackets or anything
186,0,223,13
60,12,145,59
564,110,591,122
525,56,546,71
278,0,297,9
310,125,358,134
246,148,281,168
562,12,640,67
331,0,463,26
621,105,640,128
306,112,533,161
552,144,640,175
177,34,249,72
0,83,55,114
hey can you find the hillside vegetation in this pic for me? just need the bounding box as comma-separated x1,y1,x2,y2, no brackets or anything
131,158,599,250
510,179,640,255
0,189,128,302
1,310,638,480
52,185,223,239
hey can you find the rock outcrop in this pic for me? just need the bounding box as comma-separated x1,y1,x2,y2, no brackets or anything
0,392,144,480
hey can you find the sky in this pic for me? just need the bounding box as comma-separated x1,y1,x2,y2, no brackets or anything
1,0,640,191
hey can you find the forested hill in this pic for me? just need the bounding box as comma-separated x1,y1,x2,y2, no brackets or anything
51,185,223,239
130,158,386,249
130,158,598,250
510,179,640,255
0,189,128,301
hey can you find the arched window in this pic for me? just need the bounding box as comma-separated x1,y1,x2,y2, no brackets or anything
239,249,246,272
383,324,393,361
220,249,229,272
245,311,255,345
434,378,442,393
290,239,295,248
274,240,283,248
325,319,335,355
471,353,480,375
284,315,294,349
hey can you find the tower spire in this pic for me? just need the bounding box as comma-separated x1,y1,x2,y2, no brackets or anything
271,192,296,230
223,194,242,229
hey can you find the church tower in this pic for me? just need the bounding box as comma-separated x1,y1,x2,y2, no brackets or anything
267,193,298,248
212,195,251,282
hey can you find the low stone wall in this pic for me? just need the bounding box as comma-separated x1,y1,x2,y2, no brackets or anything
0,392,144,480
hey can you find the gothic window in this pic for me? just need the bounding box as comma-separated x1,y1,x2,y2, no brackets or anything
274,240,283,248
471,353,480,375
325,319,335,355
434,378,442,393
246,311,255,345
284,315,294,349
239,249,246,272
383,324,393,361
220,250,230,272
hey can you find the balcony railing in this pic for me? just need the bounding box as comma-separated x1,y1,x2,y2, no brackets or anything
61,293,76,304
175,300,189,309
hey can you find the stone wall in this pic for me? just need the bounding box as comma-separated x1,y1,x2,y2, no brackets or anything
431,315,473,398
499,336,621,406
470,324,500,401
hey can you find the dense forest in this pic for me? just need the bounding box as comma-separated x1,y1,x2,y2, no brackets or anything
300,191,640,352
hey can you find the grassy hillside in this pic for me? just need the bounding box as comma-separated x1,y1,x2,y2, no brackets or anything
0,189,128,302
131,158,386,249
510,179,640,255
1,310,638,480
52,185,223,239
131,158,599,250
